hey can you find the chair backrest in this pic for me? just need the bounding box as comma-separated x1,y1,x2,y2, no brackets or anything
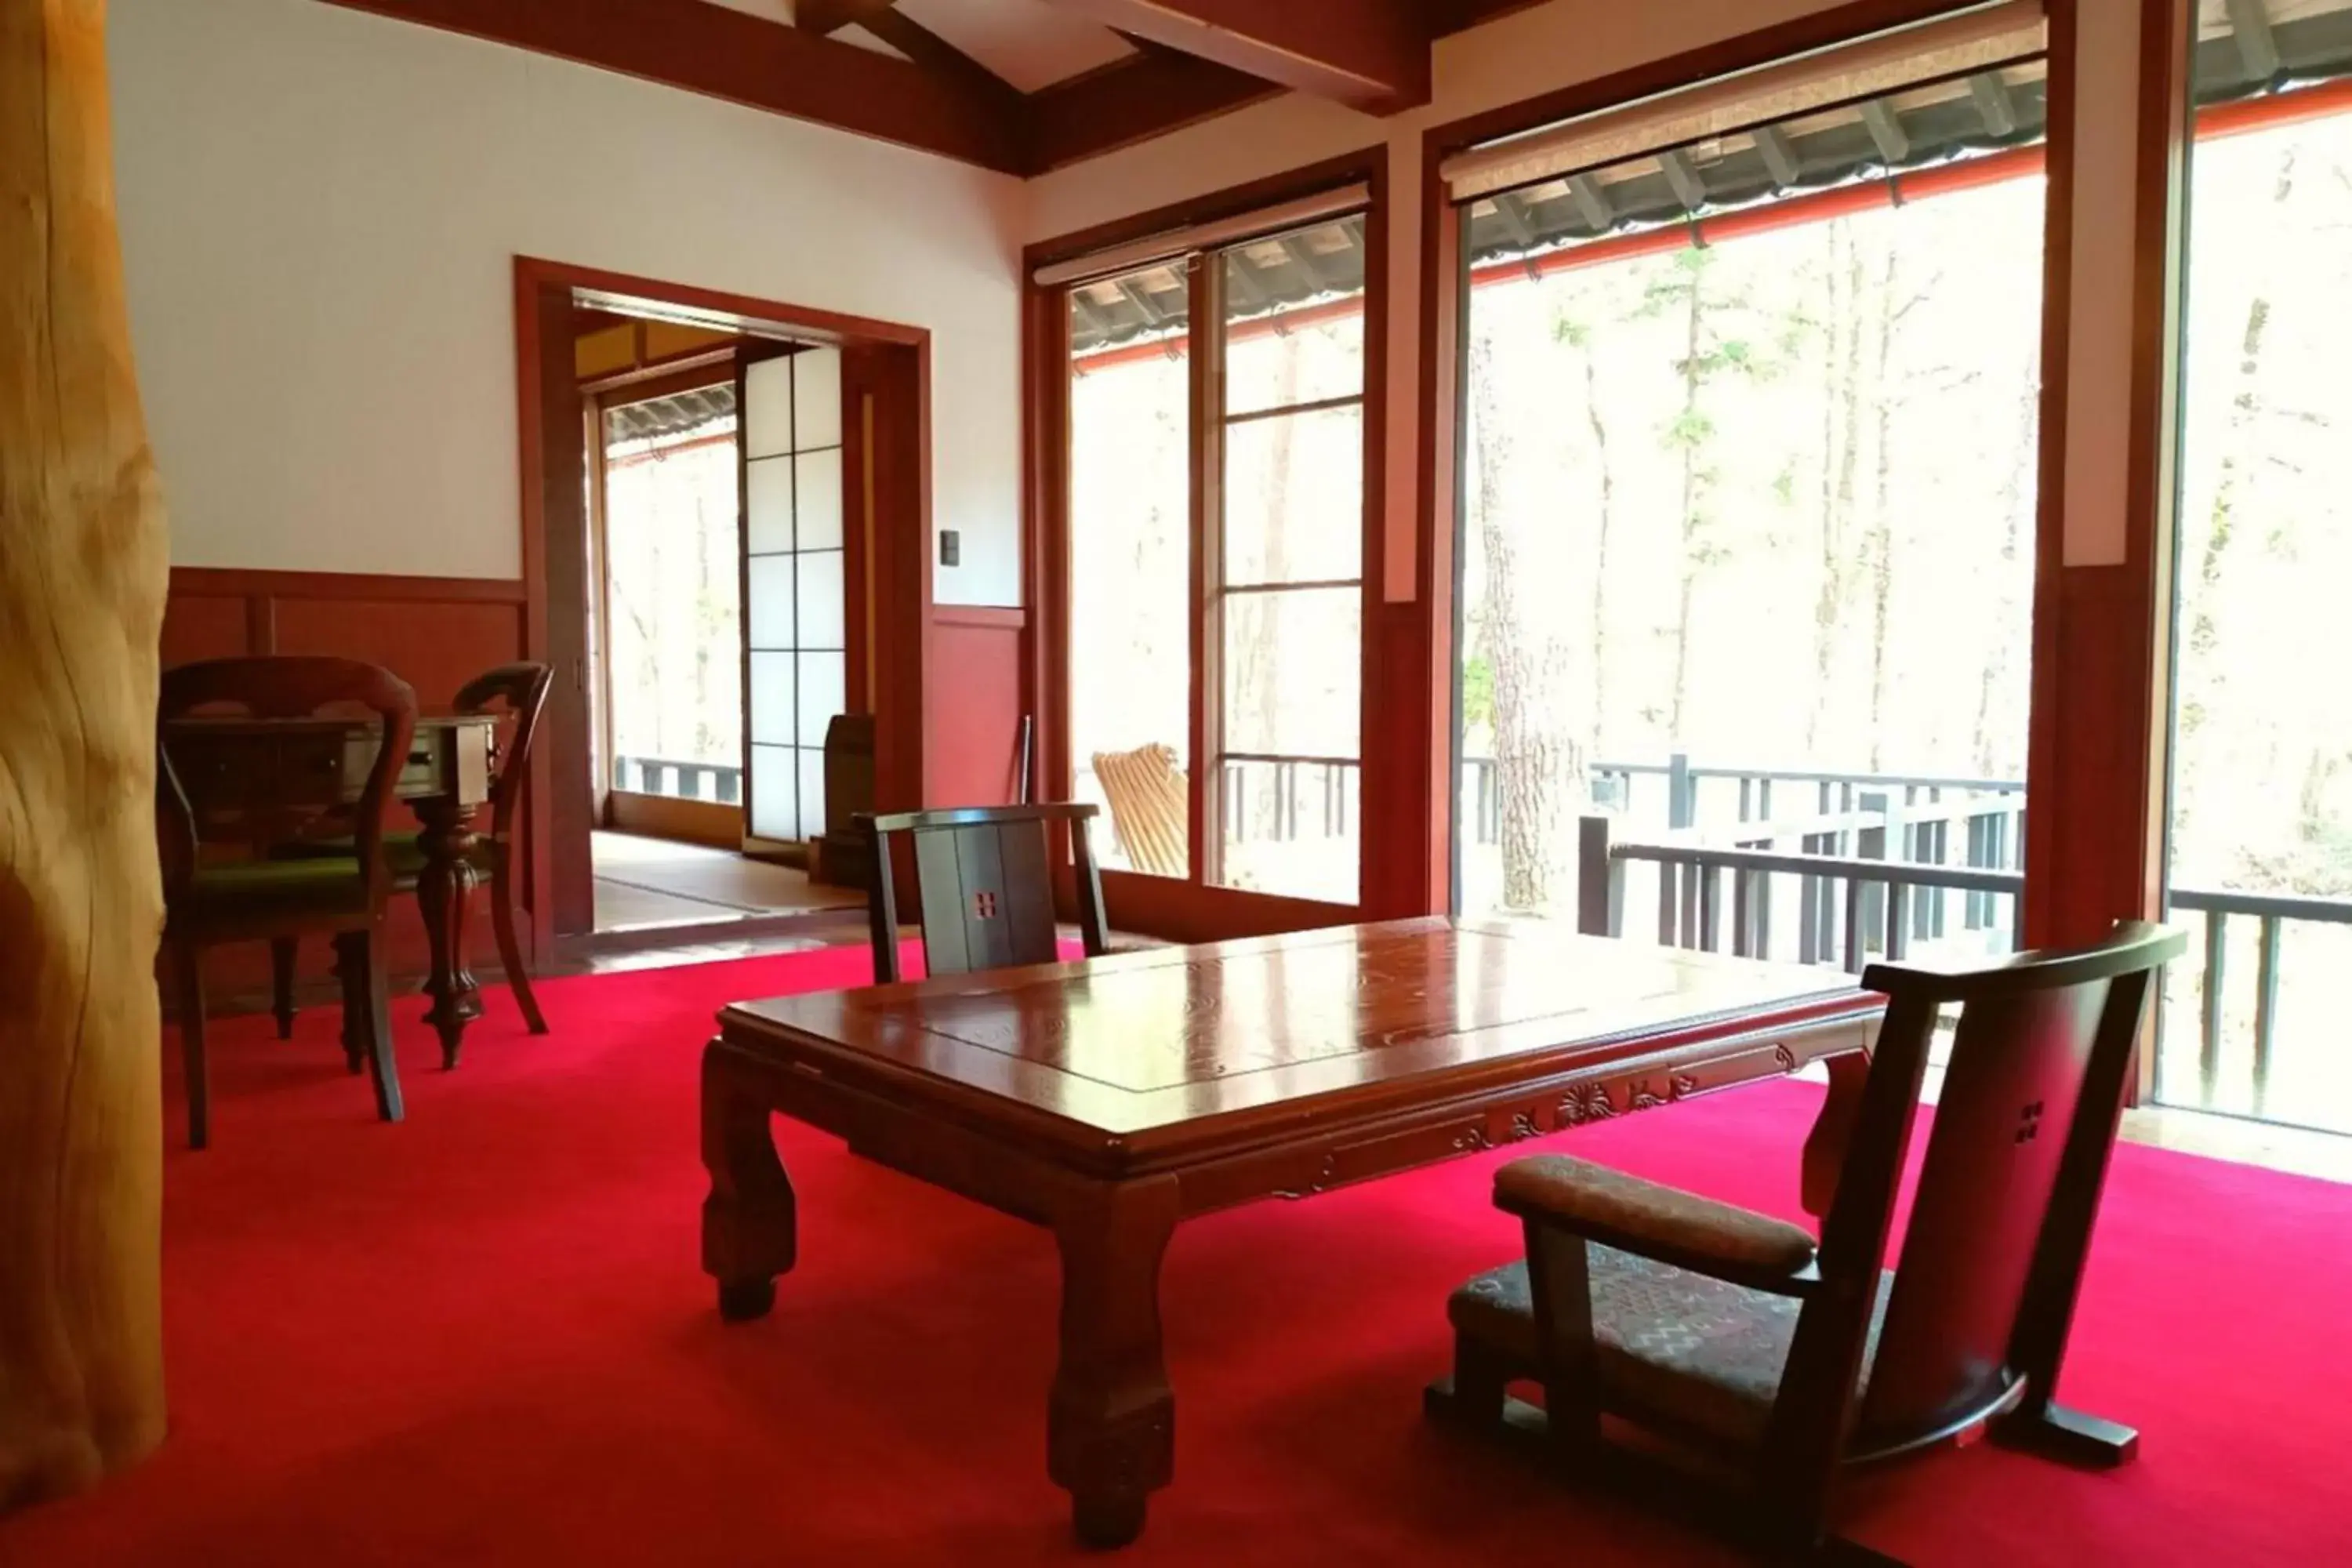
158,656,419,906
1813,920,2185,1450
858,803,1111,984
1091,744,1189,879
455,661,553,844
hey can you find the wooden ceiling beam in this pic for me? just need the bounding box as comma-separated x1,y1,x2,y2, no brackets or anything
797,0,1025,119
314,0,1025,172
1428,0,1555,37
1038,0,1432,114
1025,45,1280,173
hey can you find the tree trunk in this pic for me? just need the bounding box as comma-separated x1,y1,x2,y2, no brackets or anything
1582,350,1616,746
1973,381,2041,777
1469,329,1580,911
1864,236,1900,772
1668,263,1707,740
1,0,171,1512
2176,149,2293,849
1807,221,1863,757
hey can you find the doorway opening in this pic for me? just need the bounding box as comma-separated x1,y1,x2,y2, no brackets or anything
516,261,934,943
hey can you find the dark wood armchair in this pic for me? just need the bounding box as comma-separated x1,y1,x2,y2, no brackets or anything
159,656,419,1149
858,803,1111,984
1429,920,2187,1563
272,661,553,1054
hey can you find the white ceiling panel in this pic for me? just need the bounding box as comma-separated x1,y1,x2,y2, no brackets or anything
895,0,1134,92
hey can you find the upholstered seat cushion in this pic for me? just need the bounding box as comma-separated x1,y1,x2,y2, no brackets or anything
1494,1154,1820,1278
1448,1250,1893,1448
186,856,372,922
281,830,494,882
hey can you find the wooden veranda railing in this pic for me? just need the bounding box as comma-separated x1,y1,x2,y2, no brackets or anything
1573,804,2352,1123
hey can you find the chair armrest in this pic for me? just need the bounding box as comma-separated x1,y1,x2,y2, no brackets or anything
1494,1154,1818,1290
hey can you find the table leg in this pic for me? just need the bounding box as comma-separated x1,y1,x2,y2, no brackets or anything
414,798,484,1070
1801,1048,1872,1220
700,1047,797,1322
1048,1175,1180,1549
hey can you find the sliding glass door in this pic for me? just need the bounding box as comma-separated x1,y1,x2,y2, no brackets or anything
2158,2,2352,1130
1060,202,1371,906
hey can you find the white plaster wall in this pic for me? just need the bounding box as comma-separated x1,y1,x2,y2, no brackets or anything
109,0,1026,604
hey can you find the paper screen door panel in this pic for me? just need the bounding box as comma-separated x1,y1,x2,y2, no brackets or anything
742,347,848,844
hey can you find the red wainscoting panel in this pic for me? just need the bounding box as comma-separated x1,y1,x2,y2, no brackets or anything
160,568,533,1010
926,605,1029,808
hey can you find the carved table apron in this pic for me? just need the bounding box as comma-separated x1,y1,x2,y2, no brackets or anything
699,916,1883,1547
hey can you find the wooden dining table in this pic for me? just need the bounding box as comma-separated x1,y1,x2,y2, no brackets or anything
162,713,501,1063
699,916,1886,1547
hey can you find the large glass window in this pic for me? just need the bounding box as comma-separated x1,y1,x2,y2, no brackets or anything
1062,209,1370,905
1213,221,1366,904
1450,29,2048,974
2160,2,2352,1131
1069,265,1192,878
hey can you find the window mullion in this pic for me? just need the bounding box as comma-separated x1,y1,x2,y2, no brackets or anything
1191,249,1227,887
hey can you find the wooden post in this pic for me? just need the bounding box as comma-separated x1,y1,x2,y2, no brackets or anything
1,0,171,1510
1575,815,1621,938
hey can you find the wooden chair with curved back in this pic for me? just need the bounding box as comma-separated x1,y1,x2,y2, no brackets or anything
859,802,1111,984
159,656,419,1149
271,660,554,1054
1428,920,2187,1562
1089,744,1188,879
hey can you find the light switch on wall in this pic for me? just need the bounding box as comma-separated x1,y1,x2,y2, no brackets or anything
939,529,960,567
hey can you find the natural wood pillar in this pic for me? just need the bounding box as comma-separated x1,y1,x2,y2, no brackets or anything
0,0,171,1511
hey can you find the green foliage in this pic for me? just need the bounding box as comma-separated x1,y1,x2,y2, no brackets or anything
1665,409,1715,449
1461,654,1494,730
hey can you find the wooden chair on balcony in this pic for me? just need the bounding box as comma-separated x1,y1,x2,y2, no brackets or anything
1090,743,1188,879
858,802,1111,984
1428,920,2187,1563
158,656,419,1149
272,661,554,1052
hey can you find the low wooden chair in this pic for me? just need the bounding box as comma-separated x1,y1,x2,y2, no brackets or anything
159,656,419,1149
273,661,553,1057
1090,743,1188,879
1428,920,2187,1563
858,803,1111,984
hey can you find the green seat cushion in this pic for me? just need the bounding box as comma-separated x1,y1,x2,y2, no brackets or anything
281,830,474,880
188,856,372,921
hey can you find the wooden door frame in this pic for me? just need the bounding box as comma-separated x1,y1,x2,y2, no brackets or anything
514,256,934,944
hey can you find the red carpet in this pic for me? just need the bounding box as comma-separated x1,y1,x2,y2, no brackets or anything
9,944,2351,1566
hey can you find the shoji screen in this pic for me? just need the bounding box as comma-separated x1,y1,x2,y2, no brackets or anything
742,347,847,844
